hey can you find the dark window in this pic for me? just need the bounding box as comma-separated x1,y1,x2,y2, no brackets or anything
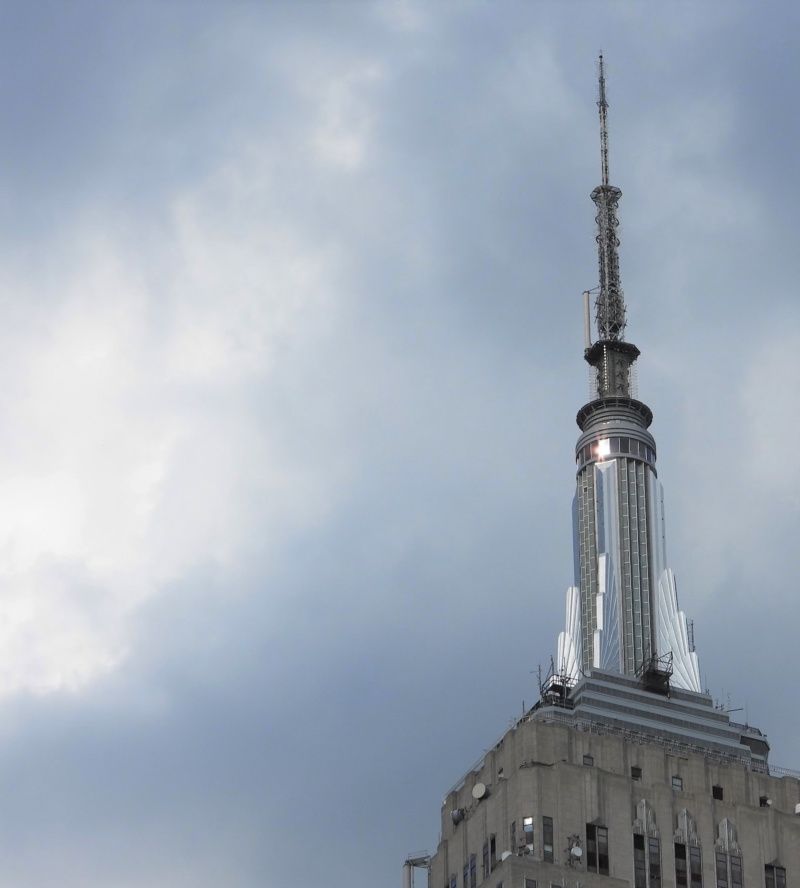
543,816,554,863
469,853,477,888
716,852,729,888
598,826,609,876
450,876,457,888
631,766,642,781
463,863,469,888
634,834,647,888
712,785,724,801
649,837,662,888
766,865,787,888
482,842,489,878
730,856,742,888
612,437,620,452
525,881,537,888
759,796,769,807
495,883,503,888
672,775,684,791
510,821,516,852
587,824,597,871
583,754,594,766
620,437,630,453
676,843,688,888
490,835,496,870
523,815,534,850
587,824,609,875
690,846,703,888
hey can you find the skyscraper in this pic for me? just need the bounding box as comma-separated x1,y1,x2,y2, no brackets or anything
405,58,800,888
556,55,700,691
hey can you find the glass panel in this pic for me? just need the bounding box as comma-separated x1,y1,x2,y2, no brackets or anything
675,843,688,888
634,835,647,888
730,857,742,888
649,837,662,888
620,437,630,453
716,852,729,888
543,817,553,863
586,823,597,871
523,815,534,850
598,826,609,876
776,867,786,888
690,846,703,888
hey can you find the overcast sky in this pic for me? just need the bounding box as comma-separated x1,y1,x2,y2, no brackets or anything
0,2,796,885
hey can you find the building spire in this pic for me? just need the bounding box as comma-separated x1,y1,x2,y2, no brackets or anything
591,54,626,342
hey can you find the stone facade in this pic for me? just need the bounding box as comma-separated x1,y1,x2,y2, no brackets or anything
429,718,800,888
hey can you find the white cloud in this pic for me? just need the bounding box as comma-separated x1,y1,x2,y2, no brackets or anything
0,145,345,696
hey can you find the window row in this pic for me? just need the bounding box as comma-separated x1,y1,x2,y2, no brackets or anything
671,775,726,801
453,826,786,888
576,436,656,466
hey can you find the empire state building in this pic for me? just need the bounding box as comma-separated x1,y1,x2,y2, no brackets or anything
405,58,800,888
556,55,700,691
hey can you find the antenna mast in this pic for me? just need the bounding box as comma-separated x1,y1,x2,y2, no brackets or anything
591,54,626,342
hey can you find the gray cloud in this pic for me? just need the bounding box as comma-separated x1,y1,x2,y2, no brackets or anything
0,2,794,885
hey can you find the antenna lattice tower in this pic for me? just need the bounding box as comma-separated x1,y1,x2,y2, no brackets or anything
591,55,626,342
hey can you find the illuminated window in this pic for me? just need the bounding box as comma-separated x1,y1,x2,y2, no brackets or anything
523,816,534,849
596,438,611,459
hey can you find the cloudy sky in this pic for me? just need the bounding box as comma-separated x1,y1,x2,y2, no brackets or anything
0,1,796,885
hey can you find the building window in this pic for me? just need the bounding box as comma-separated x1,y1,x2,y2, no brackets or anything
759,796,770,808
631,766,642,781
586,824,609,876
635,833,661,888
649,837,662,888
543,816,554,863
490,835,496,871
482,841,489,879
730,856,742,888
716,852,729,888
712,785,724,801
766,865,786,888
525,881,537,888
523,816,534,850
690,847,703,888
672,775,684,791
583,754,594,766
510,821,516,853
450,875,457,888
676,843,688,888
716,853,743,888
634,835,647,888
463,863,469,888
469,853,477,888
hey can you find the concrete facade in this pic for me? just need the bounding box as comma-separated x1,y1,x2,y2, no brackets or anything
428,716,800,888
